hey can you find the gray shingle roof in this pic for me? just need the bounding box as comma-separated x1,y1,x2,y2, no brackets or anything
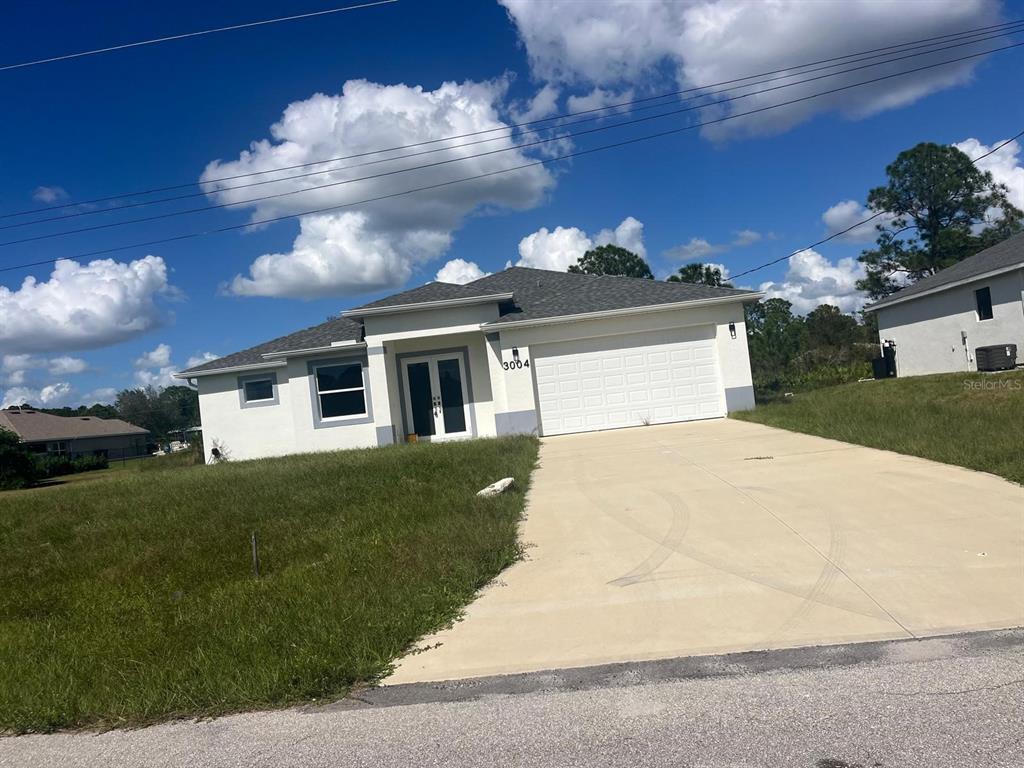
178,316,363,375
467,267,758,324
179,268,758,375
867,231,1024,311
348,281,512,312
0,409,148,442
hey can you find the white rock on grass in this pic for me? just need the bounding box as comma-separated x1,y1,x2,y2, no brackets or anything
477,477,515,497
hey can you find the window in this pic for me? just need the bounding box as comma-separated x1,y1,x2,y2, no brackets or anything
238,372,279,409
975,286,993,320
243,378,274,403
314,362,366,419
47,441,68,455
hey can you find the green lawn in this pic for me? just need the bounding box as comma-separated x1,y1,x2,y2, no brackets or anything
733,369,1024,486
0,436,538,732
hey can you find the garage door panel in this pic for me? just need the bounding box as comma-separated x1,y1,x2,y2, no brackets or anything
533,327,725,436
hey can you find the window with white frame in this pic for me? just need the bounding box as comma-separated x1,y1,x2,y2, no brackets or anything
242,378,275,403
314,362,366,419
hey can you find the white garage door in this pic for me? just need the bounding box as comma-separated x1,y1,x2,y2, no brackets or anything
533,327,724,436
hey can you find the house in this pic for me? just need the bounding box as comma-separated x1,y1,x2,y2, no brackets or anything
864,232,1024,376
175,266,763,462
0,407,150,459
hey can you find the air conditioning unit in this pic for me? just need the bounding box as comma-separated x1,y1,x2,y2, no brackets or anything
975,344,1017,372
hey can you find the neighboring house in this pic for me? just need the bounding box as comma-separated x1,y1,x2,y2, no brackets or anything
176,266,763,462
865,232,1024,376
0,407,150,459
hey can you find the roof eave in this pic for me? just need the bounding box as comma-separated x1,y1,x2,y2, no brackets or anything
173,360,287,379
482,292,764,330
260,340,367,360
343,292,515,318
864,263,1024,312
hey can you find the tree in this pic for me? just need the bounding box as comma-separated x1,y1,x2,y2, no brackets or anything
114,385,199,440
803,304,860,350
0,428,37,490
857,142,1023,299
667,262,733,287
569,244,654,279
744,298,806,377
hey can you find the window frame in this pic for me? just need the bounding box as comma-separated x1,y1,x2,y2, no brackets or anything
237,371,280,409
974,286,994,321
306,355,374,429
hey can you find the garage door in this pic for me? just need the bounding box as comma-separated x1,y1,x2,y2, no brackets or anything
532,327,724,436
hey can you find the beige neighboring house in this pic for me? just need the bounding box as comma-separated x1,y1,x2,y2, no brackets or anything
0,406,150,460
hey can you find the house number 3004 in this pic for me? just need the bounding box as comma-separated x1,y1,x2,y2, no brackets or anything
502,359,530,370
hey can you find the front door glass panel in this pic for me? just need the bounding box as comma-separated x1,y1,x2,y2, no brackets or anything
437,358,467,434
406,362,435,437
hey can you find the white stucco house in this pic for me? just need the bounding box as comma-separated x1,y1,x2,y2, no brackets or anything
175,266,763,462
864,232,1024,377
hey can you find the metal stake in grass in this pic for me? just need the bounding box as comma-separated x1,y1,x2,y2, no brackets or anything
251,531,260,578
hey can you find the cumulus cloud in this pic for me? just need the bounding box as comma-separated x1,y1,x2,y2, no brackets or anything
954,136,1024,214
205,79,556,299
821,199,897,243
0,256,172,355
47,356,87,375
435,259,489,285
566,87,635,116
186,352,218,369
499,0,1000,140
1,382,74,409
758,248,867,314
511,83,561,123
515,216,647,271
32,185,68,203
135,343,172,369
663,229,764,262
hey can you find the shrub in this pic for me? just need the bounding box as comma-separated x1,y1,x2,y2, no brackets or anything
34,452,109,480
0,429,37,490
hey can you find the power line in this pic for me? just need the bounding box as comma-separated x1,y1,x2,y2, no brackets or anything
3,52,1021,275
3,37,1021,248
0,1,398,73
728,129,1024,281
4,18,1022,220
7,23,1022,232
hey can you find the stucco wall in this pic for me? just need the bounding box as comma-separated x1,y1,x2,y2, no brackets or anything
875,269,1024,376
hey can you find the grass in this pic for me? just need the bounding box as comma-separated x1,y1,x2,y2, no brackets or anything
733,369,1024,486
0,436,539,733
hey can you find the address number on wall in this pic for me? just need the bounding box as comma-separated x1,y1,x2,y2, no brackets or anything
502,359,530,370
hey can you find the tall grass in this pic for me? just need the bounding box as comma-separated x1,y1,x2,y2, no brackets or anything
0,436,538,732
733,369,1024,486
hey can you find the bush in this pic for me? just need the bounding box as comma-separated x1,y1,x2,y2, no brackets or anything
34,452,109,480
0,429,37,490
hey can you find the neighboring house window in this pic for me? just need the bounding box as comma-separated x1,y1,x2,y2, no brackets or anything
237,372,279,409
314,362,367,419
975,287,994,320
47,441,68,455
243,378,275,403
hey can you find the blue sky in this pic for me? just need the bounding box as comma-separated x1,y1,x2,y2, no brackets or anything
2,0,1023,406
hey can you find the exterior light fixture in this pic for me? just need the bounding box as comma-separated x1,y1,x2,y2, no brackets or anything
729,322,737,339
512,347,520,361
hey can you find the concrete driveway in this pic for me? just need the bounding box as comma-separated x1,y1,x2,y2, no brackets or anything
388,419,1024,684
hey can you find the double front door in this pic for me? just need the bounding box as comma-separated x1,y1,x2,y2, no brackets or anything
401,353,471,441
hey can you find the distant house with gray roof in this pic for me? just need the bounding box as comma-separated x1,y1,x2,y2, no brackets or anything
865,232,1024,376
0,407,150,460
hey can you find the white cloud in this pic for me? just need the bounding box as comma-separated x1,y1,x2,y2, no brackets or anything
135,343,172,369
566,87,634,115
0,256,172,354
733,229,762,246
134,367,178,389
32,185,68,203
954,136,1024,215
705,262,731,281
821,199,896,243
499,0,1000,140
84,387,117,404
515,216,647,271
435,259,489,285
758,248,867,314
511,84,561,123
1,382,74,409
186,352,218,369
206,79,555,299
664,237,724,261
47,356,87,375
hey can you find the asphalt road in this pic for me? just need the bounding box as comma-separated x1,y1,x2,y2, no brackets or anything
3,630,1023,768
